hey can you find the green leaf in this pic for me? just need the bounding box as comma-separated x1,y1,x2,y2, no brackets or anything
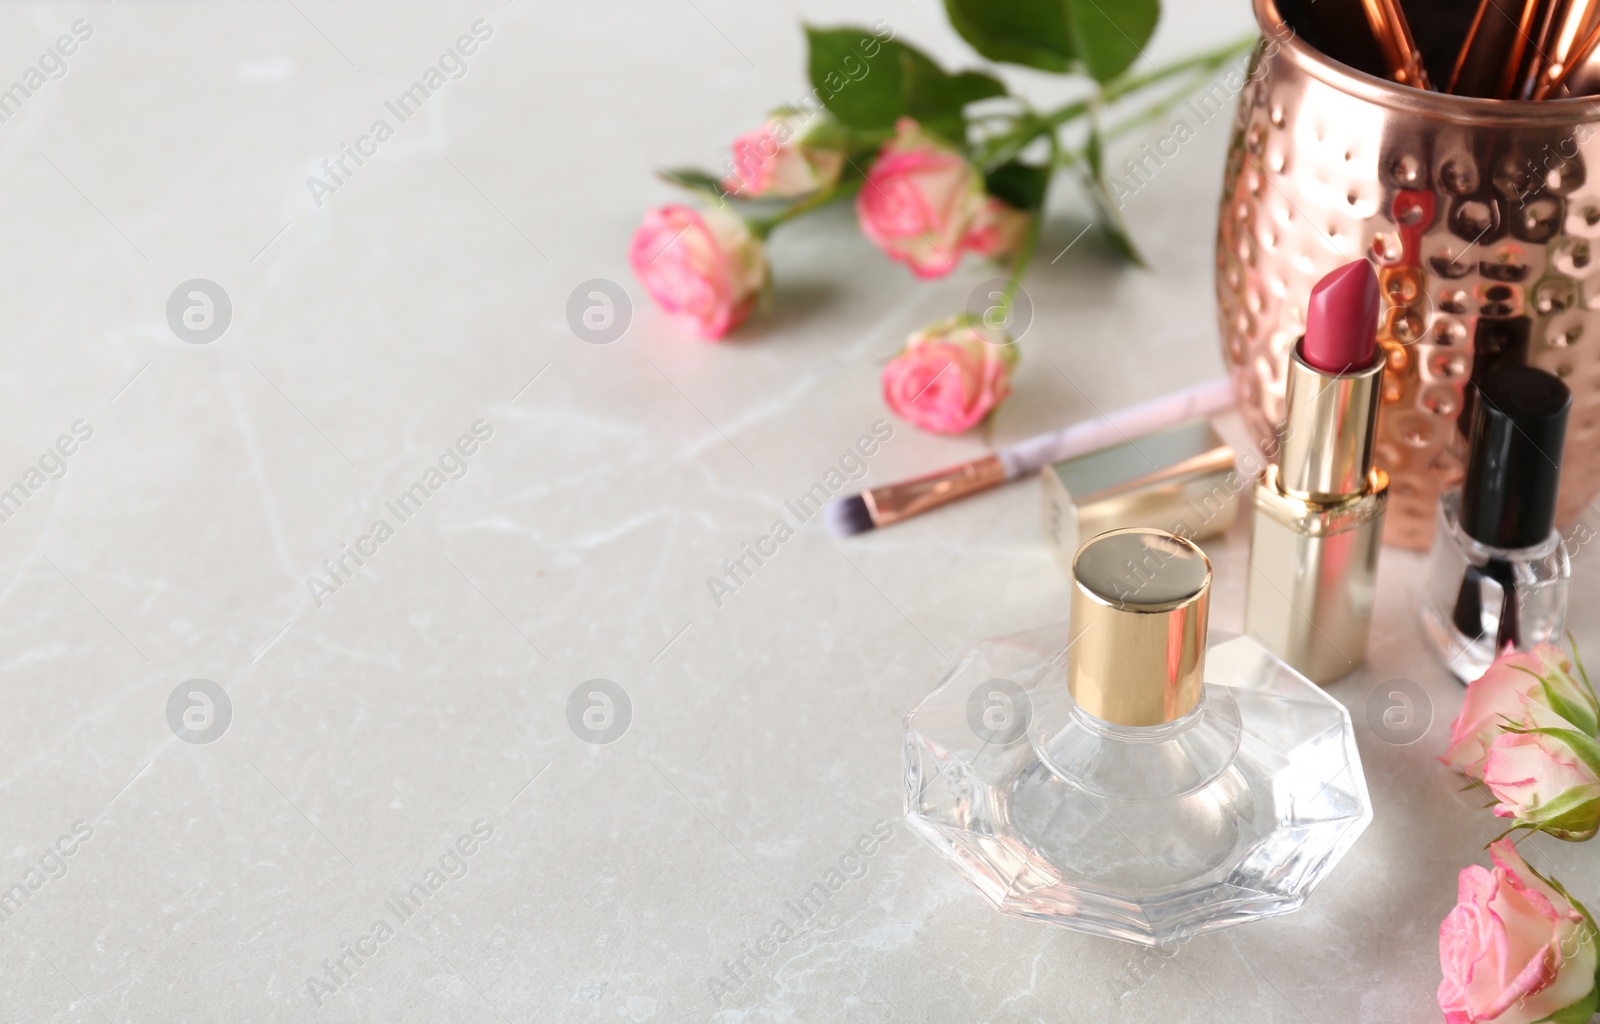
1568,632,1593,692
1563,634,1600,724
943,0,1075,72
985,160,1051,211
1084,122,1102,174
657,167,731,202
1519,790,1600,841
942,0,1160,81
1509,662,1600,736
904,60,1008,140
1455,779,1497,810
1541,676,1600,737
805,25,1005,141
1066,0,1161,81
1078,115,1145,265
806,26,904,131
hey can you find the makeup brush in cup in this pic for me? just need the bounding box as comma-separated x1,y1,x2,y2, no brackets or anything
1533,10,1600,97
825,377,1237,538
1278,0,1432,88
1359,0,1434,88
1522,0,1600,98
1449,0,1541,97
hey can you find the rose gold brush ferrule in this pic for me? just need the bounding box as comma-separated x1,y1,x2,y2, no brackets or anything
1359,0,1433,89
862,453,1006,527
1535,12,1600,99
1244,342,1388,685
1522,0,1600,99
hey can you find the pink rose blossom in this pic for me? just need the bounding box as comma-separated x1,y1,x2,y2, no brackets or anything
856,118,1028,279
881,316,1016,434
629,204,767,339
1483,728,1600,840
723,110,844,198
966,195,1030,259
1443,644,1597,781
1438,838,1598,1024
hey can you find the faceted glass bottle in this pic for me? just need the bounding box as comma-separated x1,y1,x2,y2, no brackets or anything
1422,491,1571,683
903,530,1371,946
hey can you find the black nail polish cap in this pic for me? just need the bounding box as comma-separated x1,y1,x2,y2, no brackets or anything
1459,367,1571,549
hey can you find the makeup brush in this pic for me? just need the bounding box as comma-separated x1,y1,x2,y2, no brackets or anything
1516,0,1567,99
1449,0,1542,96
1360,0,1434,88
1276,0,1393,80
1522,0,1600,98
1534,12,1600,97
825,377,1237,538
1400,0,1482,86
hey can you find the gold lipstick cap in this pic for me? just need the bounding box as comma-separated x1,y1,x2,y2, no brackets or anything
1068,529,1211,727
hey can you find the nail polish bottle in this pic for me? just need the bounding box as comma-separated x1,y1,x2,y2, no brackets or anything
904,528,1371,946
1422,368,1572,683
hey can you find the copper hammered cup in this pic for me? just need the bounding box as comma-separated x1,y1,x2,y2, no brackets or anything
1218,0,1600,549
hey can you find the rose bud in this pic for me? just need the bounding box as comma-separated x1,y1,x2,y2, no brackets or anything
629,204,768,340
1438,838,1599,1024
1483,725,1600,840
1443,643,1599,782
966,193,1031,260
856,118,1028,279
723,109,845,198
881,316,1017,434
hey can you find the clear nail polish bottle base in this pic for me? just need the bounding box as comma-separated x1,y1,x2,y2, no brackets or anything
904,625,1371,946
1421,491,1571,684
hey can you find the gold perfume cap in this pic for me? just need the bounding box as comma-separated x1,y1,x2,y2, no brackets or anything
1068,529,1210,727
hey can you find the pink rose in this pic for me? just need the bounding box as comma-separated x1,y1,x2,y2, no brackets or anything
1443,644,1599,781
881,316,1017,434
629,204,767,339
723,110,844,198
856,119,1028,279
1438,838,1599,1024
966,195,1030,259
1483,727,1600,840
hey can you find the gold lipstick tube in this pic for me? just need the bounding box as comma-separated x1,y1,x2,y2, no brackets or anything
1244,344,1388,684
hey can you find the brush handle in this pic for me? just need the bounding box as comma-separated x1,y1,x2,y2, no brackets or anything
1450,0,1541,96
1361,0,1433,88
997,377,1237,479
1535,8,1600,97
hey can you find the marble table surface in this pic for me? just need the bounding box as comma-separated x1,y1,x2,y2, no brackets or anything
2,2,1596,1022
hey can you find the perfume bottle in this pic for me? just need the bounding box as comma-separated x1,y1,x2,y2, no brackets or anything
904,528,1370,946
1422,368,1572,683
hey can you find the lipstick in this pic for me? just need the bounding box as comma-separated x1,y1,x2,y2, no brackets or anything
1244,260,1389,685
1301,261,1380,372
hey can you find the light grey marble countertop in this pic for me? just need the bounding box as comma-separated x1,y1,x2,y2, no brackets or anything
0,2,1595,1022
